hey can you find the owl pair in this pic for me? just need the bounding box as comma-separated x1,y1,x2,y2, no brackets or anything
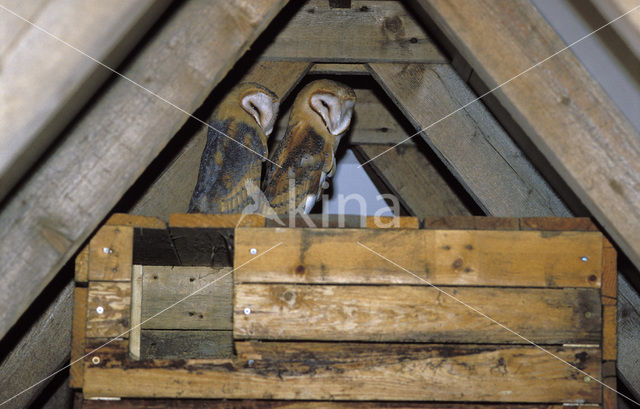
188,80,356,217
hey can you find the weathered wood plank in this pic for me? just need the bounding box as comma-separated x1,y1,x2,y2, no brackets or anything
602,360,617,409
262,214,419,228
106,214,166,229
141,266,232,330
130,61,309,221
86,282,131,338
260,0,445,63
590,0,640,61
0,279,73,409
309,63,369,75
618,274,640,395
88,225,133,281
235,284,600,344
520,217,598,232
424,216,519,230
129,265,143,360
367,62,571,218
79,400,580,408
75,245,90,284
602,240,618,305
83,340,601,402
603,305,617,361
70,287,88,389
0,0,290,340
234,228,602,287
140,330,233,359
410,0,640,272
169,214,265,228
355,144,471,218
0,0,171,202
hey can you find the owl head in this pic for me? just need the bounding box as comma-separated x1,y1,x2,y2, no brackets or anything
292,79,356,141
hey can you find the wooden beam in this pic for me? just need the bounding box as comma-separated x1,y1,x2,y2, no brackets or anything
409,0,640,273
0,279,73,409
309,63,369,75
234,228,603,287
589,0,640,61
0,0,289,341
0,0,171,202
354,144,471,218
83,340,601,402
260,0,445,63
367,62,571,218
130,61,310,220
235,284,600,344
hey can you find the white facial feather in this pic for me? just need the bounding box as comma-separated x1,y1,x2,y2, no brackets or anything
310,93,355,136
241,92,279,136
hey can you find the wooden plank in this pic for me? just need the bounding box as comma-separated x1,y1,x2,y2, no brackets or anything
260,0,445,63
0,280,73,409
424,216,519,230
141,266,232,330
263,214,418,228
0,0,289,340
86,282,131,338
88,225,133,281
410,0,640,273
520,217,598,232
169,227,234,266
368,62,571,218
235,228,602,287
70,287,88,389
309,63,369,75
355,145,472,218
83,340,601,402
169,214,265,228
129,265,143,360
603,305,617,360
602,360,617,409
590,0,640,61
140,330,233,359
106,214,166,229
130,61,310,221
602,240,618,305
235,284,601,344
79,400,578,408
75,245,90,284
0,0,171,202
618,274,640,401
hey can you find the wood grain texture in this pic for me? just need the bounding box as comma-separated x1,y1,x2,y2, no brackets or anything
260,0,445,63
520,217,598,232
169,214,265,228
602,360,617,409
355,144,471,218
411,0,640,272
106,214,166,229
618,274,640,397
88,225,133,281
0,0,171,202
141,266,232,330
79,400,581,408
424,216,519,230
602,241,618,305
309,63,369,75
75,245,90,283
0,280,73,409
0,0,289,341
140,330,233,359
234,228,602,287
130,61,309,221
129,265,143,360
70,287,88,388
590,0,640,61
86,282,131,338
603,305,617,361
235,284,601,344
368,62,571,218
83,340,601,402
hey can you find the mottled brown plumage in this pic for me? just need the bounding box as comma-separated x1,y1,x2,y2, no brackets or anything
262,79,355,216
189,82,279,214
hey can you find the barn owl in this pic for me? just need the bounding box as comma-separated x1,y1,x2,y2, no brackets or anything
188,82,279,214
262,79,356,216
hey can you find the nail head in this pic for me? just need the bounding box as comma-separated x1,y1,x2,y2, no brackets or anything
581,256,588,262
96,306,104,314
244,307,251,315
250,248,257,255
91,356,101,365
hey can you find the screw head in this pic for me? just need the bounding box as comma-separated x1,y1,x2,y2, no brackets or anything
248,359,255,366
585,311,592,318
244,307,251,315
584,376,591,383
96,306,104,314
250,248,257,255
91,356,101,365
581,256,588,262
102,247,113,254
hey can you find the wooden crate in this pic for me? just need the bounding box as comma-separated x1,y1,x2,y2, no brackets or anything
71,214,616,408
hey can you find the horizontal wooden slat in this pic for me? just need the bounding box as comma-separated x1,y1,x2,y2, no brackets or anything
79,399,582,408
424,216,519,230
86,282,131,338
141,266,232,330
234,228,602,287
260,0,445,63
141,330,233,359
83,340,601,402
169,214,266,228
234,284,600,344
309,63,369,75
